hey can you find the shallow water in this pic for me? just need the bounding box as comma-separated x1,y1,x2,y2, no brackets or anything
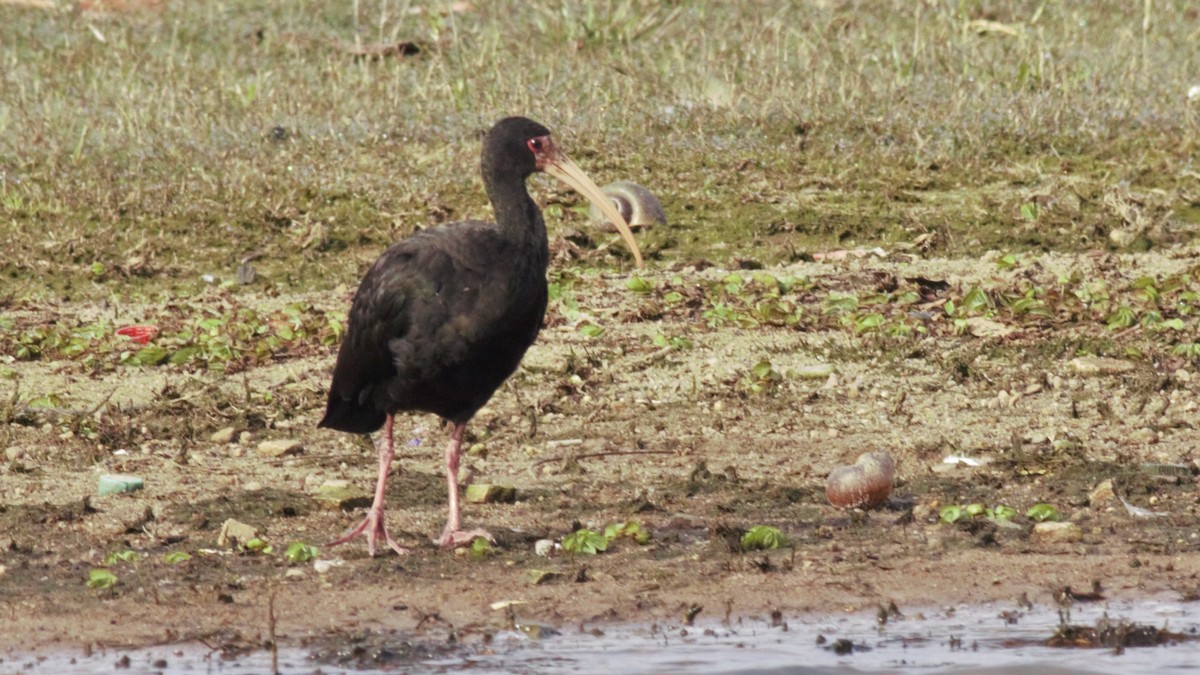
5,601,1198,674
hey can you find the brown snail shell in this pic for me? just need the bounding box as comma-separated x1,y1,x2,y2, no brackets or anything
588,181,666,232
826,451,896,509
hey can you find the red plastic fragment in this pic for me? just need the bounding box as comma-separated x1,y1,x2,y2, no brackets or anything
116,324,159,345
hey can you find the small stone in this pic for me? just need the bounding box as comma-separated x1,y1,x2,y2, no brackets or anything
1088,479,1115,507
257,439,303,458
243,481,263,492
5,447,24,462
1175,369,1192,383
1070,356,1136,376
210,426,237,444
313,481,371,511
98,474,144,496
465,484,517,504
314,559,344,574
1030,521,1083,545
217,519,258,547
794,363,836,380
284,568,306,580
534,539,556,556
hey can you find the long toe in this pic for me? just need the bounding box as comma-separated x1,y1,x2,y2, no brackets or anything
328,513,411,557
385,537,411,556
369,519,411,557
437,527,495,550
327,517,372,548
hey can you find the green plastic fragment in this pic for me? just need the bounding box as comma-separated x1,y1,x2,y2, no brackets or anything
98,474,144,496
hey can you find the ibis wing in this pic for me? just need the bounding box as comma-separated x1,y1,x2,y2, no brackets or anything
320,224,508,431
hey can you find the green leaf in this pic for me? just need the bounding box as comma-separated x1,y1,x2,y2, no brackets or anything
562,528,608,555
1019,202,1038,221
468,536,494,558
243,537,274,554
669,336,693,350
164,551,192,565
1106,306,1136,329
824,293,859,314
578,324,604,338
1026,503,1060,522
960,286,991,314
741,525,786,551
284,542,318,564
1172,342,1200,358
601,520,650,544
988,505,1017,522
625,277,654,294
103,549,141,565
663,291,683,303
26,393,65,410
939,505,966,524
723,273,744,294
853,313,885,334
168,346,200,365
751,359,777,380
133,345,169,366
87,569,118,589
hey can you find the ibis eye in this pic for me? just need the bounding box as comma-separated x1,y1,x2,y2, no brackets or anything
527,138,543,153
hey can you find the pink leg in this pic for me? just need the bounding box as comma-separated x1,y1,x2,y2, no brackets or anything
328,416,409,556
436,423,494,549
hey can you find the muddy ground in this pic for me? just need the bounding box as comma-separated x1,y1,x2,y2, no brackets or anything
2,244,1199,659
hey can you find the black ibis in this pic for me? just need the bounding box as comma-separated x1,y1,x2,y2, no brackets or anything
319,117,643,555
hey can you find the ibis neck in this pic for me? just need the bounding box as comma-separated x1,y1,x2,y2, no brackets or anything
485,173,549,268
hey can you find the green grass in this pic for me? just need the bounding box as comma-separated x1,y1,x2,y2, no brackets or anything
2,1,1198,302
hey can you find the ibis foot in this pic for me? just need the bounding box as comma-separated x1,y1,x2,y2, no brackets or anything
329,508,410,557
437,526,494,550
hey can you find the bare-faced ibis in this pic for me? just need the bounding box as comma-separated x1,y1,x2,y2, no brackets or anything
319,117,643,555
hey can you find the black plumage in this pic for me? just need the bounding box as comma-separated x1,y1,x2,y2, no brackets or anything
319,117,643,555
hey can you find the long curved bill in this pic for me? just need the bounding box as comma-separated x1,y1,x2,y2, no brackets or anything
543,150,645,269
